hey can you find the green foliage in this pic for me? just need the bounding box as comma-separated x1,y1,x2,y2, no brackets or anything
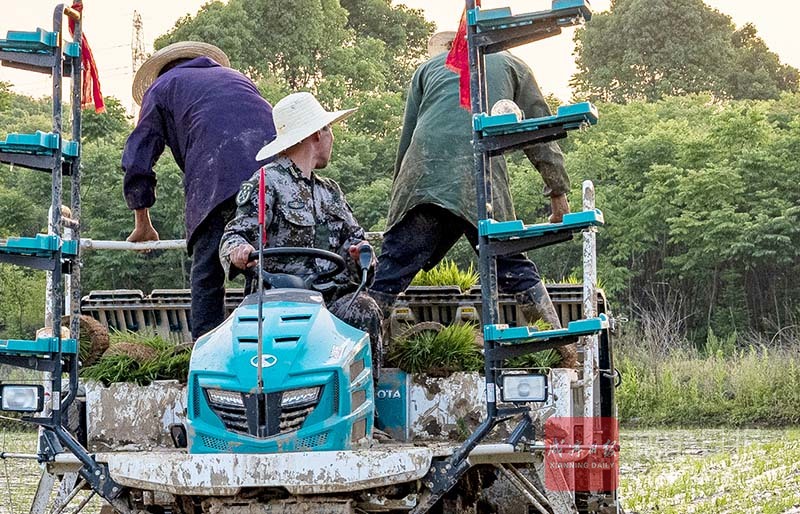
704,327,737,358
616,329,800,426
388,323,483,375
572,0,799,103
410,259,479,292
565,94,800,338
154,0,432,96
0,268,45,339
338,0,433,91
81,97,132,144
348,177,392,231
728,23,800,101
0,81,11,112
80,331,191,385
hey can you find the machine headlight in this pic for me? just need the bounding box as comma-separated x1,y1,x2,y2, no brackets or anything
501,374,548,403
281,387,321,409
0,385,44,412
206,389,245,408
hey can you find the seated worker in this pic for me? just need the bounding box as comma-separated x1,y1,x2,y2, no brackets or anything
219,92,384,378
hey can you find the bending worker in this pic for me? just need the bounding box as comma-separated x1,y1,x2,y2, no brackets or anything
122,42,276,340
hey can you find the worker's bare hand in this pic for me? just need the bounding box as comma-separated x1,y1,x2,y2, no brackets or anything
231,243,257,270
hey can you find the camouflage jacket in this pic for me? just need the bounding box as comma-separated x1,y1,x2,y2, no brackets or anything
219,157,366,291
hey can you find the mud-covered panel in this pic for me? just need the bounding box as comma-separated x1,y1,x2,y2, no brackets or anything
85,380,187,451
409,372,486,440
103,448,432,495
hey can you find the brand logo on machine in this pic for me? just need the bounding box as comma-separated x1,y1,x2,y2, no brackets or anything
251,354,278,368
376,389,401,399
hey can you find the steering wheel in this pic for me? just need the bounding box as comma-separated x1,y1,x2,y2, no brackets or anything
247,247,347,291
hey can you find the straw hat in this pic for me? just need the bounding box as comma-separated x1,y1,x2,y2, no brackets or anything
132,41,230,105
255,92,355,161
427,31,457,58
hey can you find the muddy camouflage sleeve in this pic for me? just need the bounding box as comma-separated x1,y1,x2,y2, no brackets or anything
218,172,275,278
330,184,369,282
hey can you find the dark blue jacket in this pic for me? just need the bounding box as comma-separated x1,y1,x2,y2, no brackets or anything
122,57,276,244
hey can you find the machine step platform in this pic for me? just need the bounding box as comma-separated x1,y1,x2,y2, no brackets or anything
475,102,598,137
468,0,592,53
484,313,608,345
0,28,57,53
0,337,78,356
0,28,62,72
0,234,78,257
473,102,597,154
0,234,78,271
478,209,603,255
480,209,603,240
0,131,79,157
0,29,78,56
0,131,79,173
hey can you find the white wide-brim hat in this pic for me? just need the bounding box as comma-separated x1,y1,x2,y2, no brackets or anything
428,31,457,58
255,92,356,161
132,41,230,105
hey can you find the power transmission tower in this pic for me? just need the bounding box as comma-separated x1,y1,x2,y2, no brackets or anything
131,10,146,113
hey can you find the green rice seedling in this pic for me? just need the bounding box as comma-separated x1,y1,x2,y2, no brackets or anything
81,330,191,385
389,323,482,374
506,349,561,369
557,272,605,290
411,259,479,292
387,328,436,372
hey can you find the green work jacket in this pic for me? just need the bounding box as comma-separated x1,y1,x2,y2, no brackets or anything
387,51,569,230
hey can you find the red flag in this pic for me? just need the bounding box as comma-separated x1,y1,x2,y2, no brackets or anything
257,166,268,244
68,3,105,113
445,2,480,110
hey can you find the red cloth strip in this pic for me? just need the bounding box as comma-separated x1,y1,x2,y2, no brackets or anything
68,3,105,113
445,2,481,110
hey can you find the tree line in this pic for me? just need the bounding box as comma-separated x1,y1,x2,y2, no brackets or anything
0,0,797,346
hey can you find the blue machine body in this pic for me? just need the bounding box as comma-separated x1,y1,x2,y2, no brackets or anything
187,289,374,454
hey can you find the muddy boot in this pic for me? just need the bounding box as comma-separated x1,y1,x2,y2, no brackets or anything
515,282,578,368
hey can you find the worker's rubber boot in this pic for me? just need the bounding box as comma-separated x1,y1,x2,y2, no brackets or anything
515,282,578,368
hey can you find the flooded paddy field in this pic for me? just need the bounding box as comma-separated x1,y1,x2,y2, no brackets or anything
1,428,798,513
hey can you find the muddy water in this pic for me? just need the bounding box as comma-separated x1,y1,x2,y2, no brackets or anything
1,428,797,513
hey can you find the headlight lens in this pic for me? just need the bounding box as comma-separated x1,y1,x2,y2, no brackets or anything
281,386,321,409
206,388,245,408
501,374,548,403
1,385,44,412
